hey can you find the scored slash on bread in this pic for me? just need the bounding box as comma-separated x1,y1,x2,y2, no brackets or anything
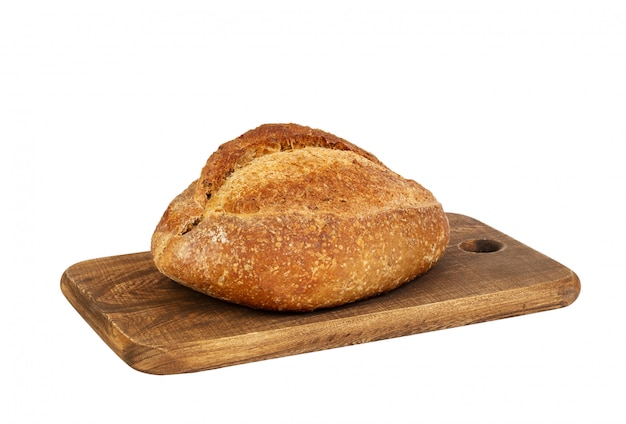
151,124,449,311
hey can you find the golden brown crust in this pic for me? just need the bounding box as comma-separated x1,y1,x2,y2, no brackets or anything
193,123,382,205
151,124,449,311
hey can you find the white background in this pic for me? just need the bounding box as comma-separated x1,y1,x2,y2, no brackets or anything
2,1,624,423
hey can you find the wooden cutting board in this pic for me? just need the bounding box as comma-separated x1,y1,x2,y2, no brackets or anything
61,213,580,375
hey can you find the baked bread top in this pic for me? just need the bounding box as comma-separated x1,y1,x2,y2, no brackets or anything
151,124,449,311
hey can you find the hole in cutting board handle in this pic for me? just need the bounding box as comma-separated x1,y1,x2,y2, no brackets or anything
458,239,505,253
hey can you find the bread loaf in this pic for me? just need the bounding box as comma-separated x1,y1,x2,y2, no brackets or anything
151,124,449,311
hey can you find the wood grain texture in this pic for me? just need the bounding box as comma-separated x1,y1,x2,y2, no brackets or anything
60,213,580,375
